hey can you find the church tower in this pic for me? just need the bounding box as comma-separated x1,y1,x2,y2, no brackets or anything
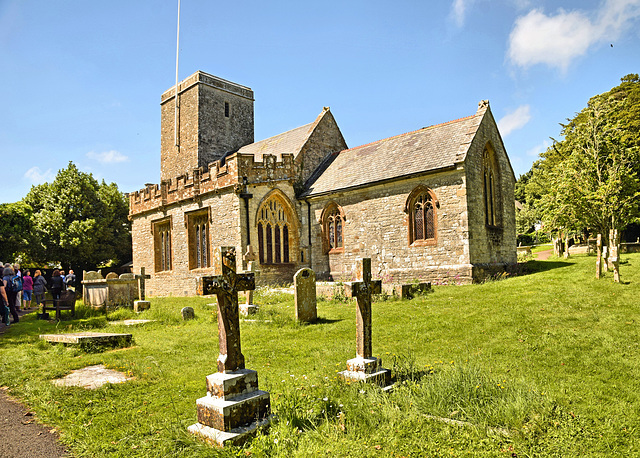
159,71,254,181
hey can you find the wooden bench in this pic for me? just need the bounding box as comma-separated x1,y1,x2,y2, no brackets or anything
42,290,76,320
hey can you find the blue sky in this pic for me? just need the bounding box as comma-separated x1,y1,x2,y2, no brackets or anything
1,0,639,204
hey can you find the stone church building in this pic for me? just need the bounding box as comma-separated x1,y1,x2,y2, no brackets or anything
129,71,516,296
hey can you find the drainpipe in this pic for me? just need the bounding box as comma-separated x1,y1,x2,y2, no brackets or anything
239,176,252,247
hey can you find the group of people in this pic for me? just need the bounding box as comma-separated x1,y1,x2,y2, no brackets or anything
0,264,76,327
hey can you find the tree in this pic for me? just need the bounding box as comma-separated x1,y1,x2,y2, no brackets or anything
23,162,131,271
0,201,33,263
526,75,640,274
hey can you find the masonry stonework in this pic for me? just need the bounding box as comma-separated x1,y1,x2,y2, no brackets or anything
129,71,516,296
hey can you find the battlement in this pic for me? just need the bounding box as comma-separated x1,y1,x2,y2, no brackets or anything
161,71,254,104
130,153,297,216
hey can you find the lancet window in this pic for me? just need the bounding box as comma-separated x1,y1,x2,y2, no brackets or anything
322,203,345,253
153,218,172,272
406,186,438,246
257,195,293,264
188,210,209,269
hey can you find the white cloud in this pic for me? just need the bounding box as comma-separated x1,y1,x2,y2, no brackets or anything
508,0,640,71
526,139,551,158
450,0,473,27
497,105,531,136
24,166,54,184
86,150,129,164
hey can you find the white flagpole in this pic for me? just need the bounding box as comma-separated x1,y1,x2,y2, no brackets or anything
174,0,181,147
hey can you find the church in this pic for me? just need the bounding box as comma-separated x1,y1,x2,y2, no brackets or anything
129,71,516,296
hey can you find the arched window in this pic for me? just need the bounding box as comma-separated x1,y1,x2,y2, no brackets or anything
483,146,500,227
321,203,345,253
256,192,296,264
405,186,438,246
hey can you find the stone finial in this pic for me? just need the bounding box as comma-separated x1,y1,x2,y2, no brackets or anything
478,100,489,111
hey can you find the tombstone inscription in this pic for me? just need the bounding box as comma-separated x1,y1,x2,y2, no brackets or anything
189,246,271,447
339,258,391,388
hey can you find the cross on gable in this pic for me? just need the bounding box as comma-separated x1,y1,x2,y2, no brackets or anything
135,267,152,301
200,247,255,373
350,258,381,359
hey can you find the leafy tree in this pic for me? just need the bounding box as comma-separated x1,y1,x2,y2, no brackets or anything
24,162,131,271
526,75,640,267
0,201,33,263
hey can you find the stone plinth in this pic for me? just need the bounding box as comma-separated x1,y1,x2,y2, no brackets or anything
189,369,272,446
134,300,151,312
82,271,139,309
339,356,391,387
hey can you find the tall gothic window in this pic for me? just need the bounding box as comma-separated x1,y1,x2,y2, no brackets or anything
322,203,345,253
153,218,172,272
257,194,294,264
188,210,210,269
406,186,438,246
483,147,499,227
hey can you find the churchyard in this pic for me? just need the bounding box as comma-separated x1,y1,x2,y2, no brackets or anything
0,253,639,456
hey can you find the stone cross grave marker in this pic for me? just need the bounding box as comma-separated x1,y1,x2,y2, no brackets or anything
294,268,317,323
134,267,152,312
339,258,391,387
202,246,255,373
190,246,271,446
240,245,259,316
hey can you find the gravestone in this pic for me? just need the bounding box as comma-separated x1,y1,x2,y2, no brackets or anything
294,268,317,322
602,246,609,272
339,258,391,387
40,332,132,350
189,246,271,447
596,234,602,279
82,271,139,309
239,245,259,316
134,267,151,312
105,272,118,280
610,229,620,283
181,307,195,320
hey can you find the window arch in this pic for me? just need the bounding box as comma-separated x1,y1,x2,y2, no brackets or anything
483,145,501,227
321,202,345,253
256,191,296,264
405,186,438,246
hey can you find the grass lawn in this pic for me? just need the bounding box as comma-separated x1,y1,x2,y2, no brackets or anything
1,253,639,457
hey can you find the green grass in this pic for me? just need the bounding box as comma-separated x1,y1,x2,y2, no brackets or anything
1,254,639,456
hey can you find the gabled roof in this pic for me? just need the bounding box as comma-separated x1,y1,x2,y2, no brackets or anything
303,104,488,197
236,122,315,161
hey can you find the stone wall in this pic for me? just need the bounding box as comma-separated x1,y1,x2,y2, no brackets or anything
307,170,472,284
131,189,242,297
464,108,517,279
160,71,254,181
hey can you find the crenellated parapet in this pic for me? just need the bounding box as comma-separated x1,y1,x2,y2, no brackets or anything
129,152,298,216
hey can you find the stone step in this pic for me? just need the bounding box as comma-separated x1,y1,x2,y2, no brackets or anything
339,368,392,387
188,414,273,447
206,368,259,400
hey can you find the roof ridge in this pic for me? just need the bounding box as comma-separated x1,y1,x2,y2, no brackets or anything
248,121,315,147
333,113,477,156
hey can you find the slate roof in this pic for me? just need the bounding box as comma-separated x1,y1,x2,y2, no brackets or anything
236,122,315,161
303,109,485,197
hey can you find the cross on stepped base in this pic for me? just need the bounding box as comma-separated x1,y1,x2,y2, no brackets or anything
339,258,391,388
189,246,272,447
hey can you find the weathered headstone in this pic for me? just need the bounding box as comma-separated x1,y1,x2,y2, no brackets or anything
105,272,118,280
239,245,259,316
189,246,271,447
181,306,195,320
294,268,317,322
134,267,151,312
596,234,602,279
602,245,609,272
40,332,132,349
339,258,391,387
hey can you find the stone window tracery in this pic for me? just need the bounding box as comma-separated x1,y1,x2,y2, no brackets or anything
322,203,345,253
483,146,501,227
187,210,209,270
153,218,172,272
405,186,438,246
257,194,293,264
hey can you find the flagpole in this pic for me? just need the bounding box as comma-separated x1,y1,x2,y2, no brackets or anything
174,0,181,147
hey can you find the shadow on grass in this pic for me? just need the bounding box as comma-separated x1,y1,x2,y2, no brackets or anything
312,317,342,325
524,260,573,274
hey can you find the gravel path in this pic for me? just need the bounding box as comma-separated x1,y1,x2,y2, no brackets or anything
0,307,69,457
